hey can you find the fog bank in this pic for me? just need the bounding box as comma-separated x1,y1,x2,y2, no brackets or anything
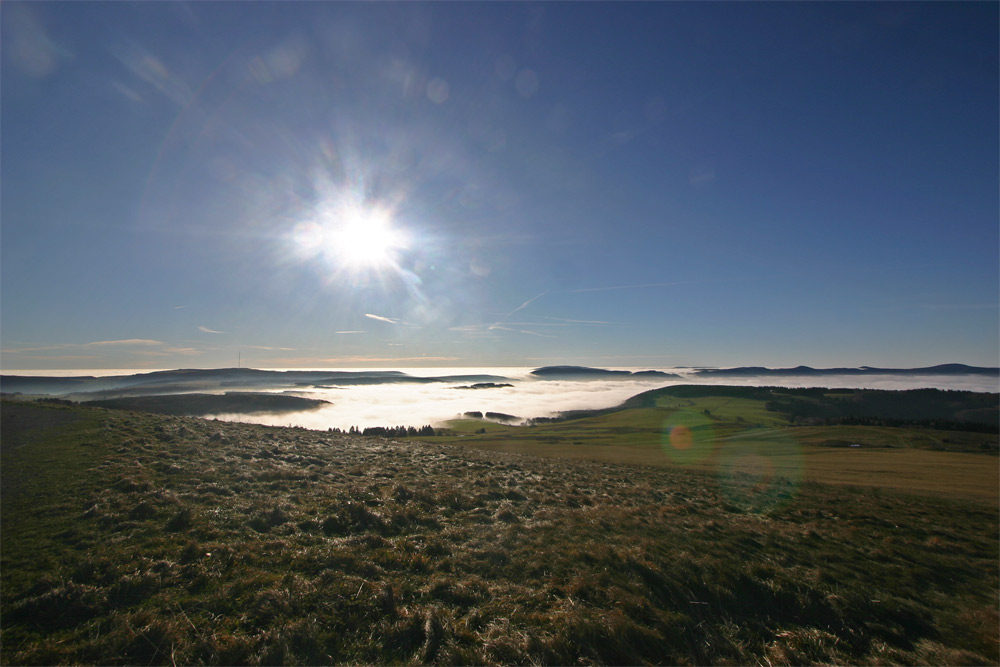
203,369,999,431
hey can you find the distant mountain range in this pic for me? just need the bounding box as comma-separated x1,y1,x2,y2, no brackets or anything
529,364,999,380
0,368,511,399
693,364,999,377
2,364,996,400
530,366,680,379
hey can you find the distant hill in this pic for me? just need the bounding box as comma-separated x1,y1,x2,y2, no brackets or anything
0,368,512,399
620,385,999,431
695,364,1000,377
83,392,329,416
531,366,680,379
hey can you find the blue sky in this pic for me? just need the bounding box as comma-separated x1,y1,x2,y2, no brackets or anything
2,2,997,370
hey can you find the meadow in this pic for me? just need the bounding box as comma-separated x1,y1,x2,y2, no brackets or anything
1,393,997,665
432,386,998,502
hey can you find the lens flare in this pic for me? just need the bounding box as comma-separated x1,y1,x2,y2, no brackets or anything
716,430,803,514
668,424,693,450
660,409,715,464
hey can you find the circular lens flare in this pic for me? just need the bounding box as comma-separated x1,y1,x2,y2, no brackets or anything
717,431,803,514
669,424,693,451
660,410,715,464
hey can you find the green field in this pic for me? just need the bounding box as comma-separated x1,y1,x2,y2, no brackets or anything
2,394,997,665
428,387,999,502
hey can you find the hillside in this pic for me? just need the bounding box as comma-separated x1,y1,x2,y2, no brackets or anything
621,385,999,431
82,393,329,417
434,385,998,500
694,363,1000,377
2,399,997,665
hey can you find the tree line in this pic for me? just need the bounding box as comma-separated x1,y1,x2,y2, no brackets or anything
327,425,437,437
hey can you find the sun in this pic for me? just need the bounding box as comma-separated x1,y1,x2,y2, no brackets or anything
333,205,406,269
293,197,409,273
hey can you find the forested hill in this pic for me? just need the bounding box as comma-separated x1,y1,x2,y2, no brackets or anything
622,385,999,431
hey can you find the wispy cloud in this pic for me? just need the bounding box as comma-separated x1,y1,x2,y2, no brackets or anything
545,316,613,325
365,313,399,324
505,293,547,319
86,339,164,347
109,41,194,106
0,353,100,363
335,330,366,334
164,347,203,355
488,325,556,338
198,326,226,334
321,356,461,363
111,80,144,104
2,339,164,354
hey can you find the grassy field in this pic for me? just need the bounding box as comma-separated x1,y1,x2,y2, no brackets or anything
1,398,997,665
430,389,999,503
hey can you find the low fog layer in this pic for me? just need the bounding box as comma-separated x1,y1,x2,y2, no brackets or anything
203,371,1000,431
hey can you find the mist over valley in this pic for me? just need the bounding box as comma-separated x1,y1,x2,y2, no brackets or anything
4,364,996,431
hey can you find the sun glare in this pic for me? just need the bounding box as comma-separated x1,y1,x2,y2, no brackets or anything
334,207,405,268
293,197,409,274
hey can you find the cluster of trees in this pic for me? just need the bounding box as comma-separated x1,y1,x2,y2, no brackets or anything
327,425,437,437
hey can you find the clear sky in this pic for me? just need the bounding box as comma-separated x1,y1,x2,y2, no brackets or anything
2,2,997,370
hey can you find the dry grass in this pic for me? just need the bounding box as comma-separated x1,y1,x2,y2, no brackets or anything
2,400,997,665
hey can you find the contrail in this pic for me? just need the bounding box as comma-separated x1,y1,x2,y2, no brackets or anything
365,313,399,324
505,293,547,320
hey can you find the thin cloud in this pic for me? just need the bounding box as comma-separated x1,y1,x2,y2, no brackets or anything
3,339,163,354
111,80,144,103
545,316,613,325
489,325,556,338
365,314,399,324
1,344,72,353
449,325,502,339
198,326,226,334
321,355,461,363
109,41,194,106
335,330,366,334
86,339,164,347
1,354,100,363
505,293,547,319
